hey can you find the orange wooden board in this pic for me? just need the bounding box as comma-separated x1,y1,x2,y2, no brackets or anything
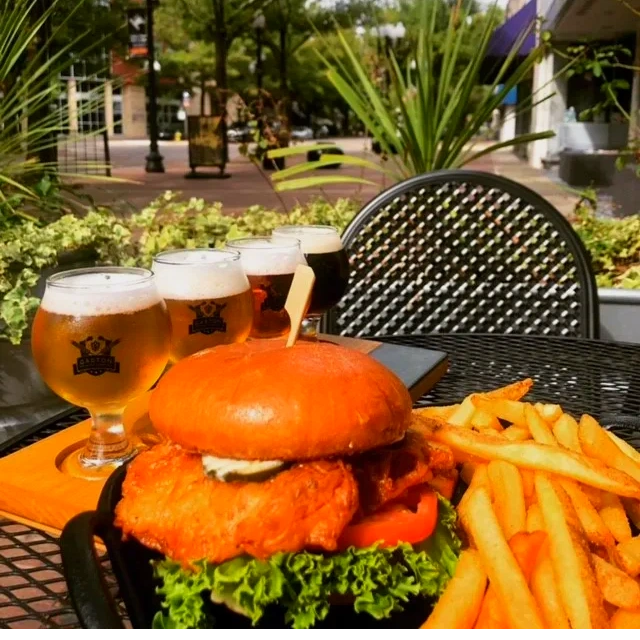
0,334,406,533
0,393,153,533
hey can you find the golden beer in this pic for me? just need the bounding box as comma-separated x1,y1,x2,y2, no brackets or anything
152,249,253,362
32,302,170,411
226,237,306,339
31,267,171,470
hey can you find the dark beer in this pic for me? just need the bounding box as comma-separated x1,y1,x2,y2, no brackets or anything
272,225,350,321
226,237,305,339
304,249,350,315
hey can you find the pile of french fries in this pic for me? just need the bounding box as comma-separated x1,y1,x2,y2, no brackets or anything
413,379,640,629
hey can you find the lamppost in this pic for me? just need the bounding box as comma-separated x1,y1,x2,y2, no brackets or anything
145,0,164,173
253,12,266,92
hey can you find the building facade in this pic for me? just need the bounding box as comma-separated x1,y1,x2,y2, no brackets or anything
500,0,639,168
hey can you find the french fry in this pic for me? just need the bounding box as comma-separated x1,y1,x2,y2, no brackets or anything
484,378,533,401
414,404,458,420
448,396,477,428
459,487,544,628
524,404,557,446
521,469,535,502
622,498,640,530
458,464,489,526
474,531,547,629
534,473,608,629
579,415,640,490
460,462,478,486
607,430,640,466
502,425,530,442
592,553,640,609
600,492,633,544
526,503,544,533
488,460,526,539
531,553,570,629
610,607,640,629
559,479,615,549
534,403,563,423
428,470,458,501
472,397,527,427
421,549,487,629
582,485,605,510
471,409,503,432
417,417,640,499
552,413,581,453
615,536,640,578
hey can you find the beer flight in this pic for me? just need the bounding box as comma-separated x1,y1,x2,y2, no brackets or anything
30,225,350,478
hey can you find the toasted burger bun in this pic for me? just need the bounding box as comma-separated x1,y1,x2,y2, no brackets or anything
149,339,412,461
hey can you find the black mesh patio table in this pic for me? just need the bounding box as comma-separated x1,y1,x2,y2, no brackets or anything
1,333,640,628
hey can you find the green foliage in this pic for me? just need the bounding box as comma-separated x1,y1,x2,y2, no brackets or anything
572,195,640,289
0,193,358,344
563,42,632,122
268,1,558,191
0,0,115,225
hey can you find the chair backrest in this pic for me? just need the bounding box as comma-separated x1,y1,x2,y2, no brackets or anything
324,170,599,339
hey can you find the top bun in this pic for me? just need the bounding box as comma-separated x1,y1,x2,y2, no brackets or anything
149,340,412,461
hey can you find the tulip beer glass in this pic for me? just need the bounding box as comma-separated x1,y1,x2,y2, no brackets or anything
226,236,306,339
31,267,171,472
152,249,253,362
272,225,350,339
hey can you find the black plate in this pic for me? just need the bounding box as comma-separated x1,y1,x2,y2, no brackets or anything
60,464,436,629
61,415,640,629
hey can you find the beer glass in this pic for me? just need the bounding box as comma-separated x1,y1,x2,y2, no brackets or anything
226,236,306,339
272,225,350,339
31,267,171,472
152,249,253,362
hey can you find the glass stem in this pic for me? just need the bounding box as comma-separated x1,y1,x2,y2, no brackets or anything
81,410,133,468
300,316,322,341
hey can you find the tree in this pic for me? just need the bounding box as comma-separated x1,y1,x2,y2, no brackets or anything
155,0,272,117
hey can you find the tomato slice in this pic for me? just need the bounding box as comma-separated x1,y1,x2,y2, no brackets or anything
337,487,438,550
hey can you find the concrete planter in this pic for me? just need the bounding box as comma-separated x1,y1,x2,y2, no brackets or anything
599,288,640,344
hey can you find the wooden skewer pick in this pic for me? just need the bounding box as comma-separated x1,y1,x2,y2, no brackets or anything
285,264,316,347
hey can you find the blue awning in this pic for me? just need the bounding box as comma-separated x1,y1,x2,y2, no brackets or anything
487,0,537,58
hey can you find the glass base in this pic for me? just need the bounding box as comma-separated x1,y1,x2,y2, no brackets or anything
81,411,136,470
299,316,322,341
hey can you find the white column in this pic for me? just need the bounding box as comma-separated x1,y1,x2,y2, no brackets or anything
629,31,640,142
104,80,114,137
67,78,78,133
500,105,517,142
529,52,555,168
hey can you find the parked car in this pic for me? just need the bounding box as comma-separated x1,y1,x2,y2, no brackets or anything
227,122,255,143
291,126,314,141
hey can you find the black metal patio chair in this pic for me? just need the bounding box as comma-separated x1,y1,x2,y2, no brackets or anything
323,170,599,339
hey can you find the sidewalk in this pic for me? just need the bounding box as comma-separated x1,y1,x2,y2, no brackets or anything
80,140,578,217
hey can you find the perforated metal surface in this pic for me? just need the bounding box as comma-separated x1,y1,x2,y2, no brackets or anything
383,334,640,449
329,172,598,339
1,333,639,628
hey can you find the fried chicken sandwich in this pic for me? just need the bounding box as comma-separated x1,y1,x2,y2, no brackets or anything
114,339,461,628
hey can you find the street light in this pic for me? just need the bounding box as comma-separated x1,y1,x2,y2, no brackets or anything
252,12,266,92
145,0,164,173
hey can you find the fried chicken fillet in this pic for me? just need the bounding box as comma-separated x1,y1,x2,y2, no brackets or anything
115,430,455,566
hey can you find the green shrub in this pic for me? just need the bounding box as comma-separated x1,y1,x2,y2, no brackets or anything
0,193,358,344
572,199,640,289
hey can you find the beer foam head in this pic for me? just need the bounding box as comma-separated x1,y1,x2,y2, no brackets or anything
152,250,250,300
228,237,306,276
41,269,162,316
273,226,343,254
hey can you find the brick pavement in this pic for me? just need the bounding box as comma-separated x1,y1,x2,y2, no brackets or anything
78,140,577,217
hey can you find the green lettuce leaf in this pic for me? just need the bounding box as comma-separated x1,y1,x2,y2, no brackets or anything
151,497,461,630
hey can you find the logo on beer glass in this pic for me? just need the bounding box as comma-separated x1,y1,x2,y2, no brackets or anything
188,301,227,336
71,336,121,376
